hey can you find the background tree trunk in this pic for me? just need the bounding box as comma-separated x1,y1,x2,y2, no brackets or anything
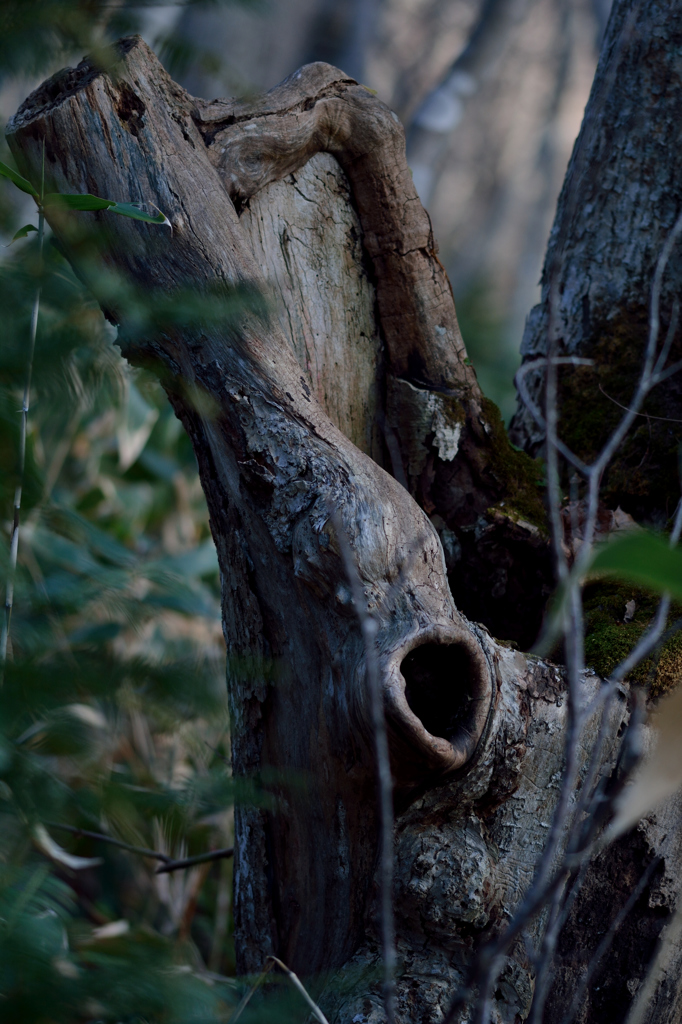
510,0,682,529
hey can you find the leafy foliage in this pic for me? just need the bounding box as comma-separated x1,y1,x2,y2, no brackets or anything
589,529,682,601
0,217,250,1014
0,7,272,1015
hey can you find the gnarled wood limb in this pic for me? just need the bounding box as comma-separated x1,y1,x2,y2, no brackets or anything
191,58,553,650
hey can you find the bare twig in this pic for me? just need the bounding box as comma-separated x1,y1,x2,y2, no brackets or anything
227,956,330,1024
330,507,397,1024
266,957,330,1024
527,882,565,1024
625,884,682,1024
598,384,682,423
45,822,172,863
444,9,680,1023
228,960,275,1024
45,821,234,874
514,357,593,476
155,847,234,874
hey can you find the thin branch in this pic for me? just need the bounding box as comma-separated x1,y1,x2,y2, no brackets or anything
442,868,570,1024
227,956,330,1024
597,384,682,423
330,507,396,1024
650,356,682,387
228,960,275,1024
1,203,44,682
653,297,680,379
46,821,235,874
45,822,172,863
155,847,234,874
562,209,682,577
527,882,565,1024
625,882,682,1024
514,357,592,475
459,13,675,1024
266,957,330,1024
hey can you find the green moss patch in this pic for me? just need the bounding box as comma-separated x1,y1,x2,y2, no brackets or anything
583,580,682,696
480,396,548,532
557,305,682,521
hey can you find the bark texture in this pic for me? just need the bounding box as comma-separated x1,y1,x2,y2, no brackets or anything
510,0,682,527
193,62,555,648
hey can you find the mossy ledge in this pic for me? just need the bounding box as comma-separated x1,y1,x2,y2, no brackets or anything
557,304,682,526
583,580,682,697
479,396,548,533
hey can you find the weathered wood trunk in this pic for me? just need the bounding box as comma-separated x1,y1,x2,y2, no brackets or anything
8,22,682,1023
7,39,501,977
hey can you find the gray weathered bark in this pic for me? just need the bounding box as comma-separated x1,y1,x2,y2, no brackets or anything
7,29,682,1024
510,0,682,527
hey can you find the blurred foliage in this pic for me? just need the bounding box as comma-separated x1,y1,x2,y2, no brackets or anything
0,0,258,83
0,224,246,1018
0,4,271,1020
589,528,682,602
454,280,520,425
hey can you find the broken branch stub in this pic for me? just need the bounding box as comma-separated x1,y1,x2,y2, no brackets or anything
8,38,493,974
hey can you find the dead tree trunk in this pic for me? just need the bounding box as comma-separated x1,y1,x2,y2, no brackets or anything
7,27,682,1023
7,39,504,977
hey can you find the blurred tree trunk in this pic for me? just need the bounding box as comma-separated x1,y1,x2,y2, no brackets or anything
510,0,682,528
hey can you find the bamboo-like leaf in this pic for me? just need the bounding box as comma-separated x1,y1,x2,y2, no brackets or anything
108,201,170,226
608,684,682,839
43,193,169,226
43,192,114,211
0,158,38,196
6,223,38,245
92,919,130,940
589,531,682,601
117,379,159,471
33,824,103,870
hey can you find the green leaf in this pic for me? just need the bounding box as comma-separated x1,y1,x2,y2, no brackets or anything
42,194,170,226
107,202,170,227
589,531,682,600
0,159,38,197
43,193,114,211
7,223,38,245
